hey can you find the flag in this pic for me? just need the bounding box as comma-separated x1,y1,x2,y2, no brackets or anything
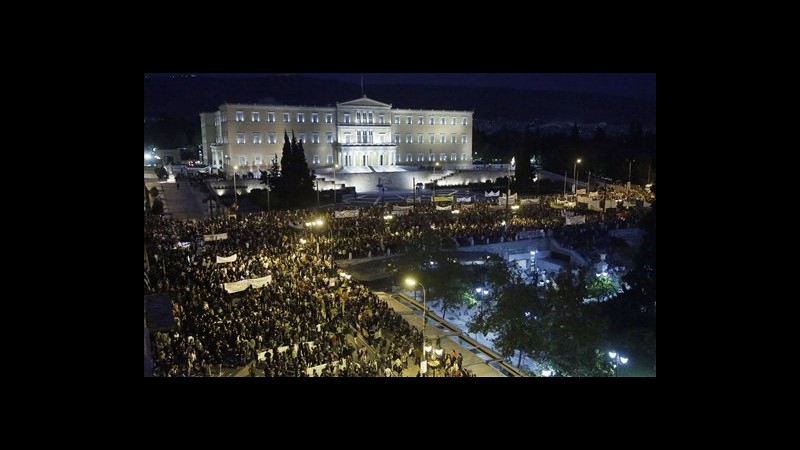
511,157,516,166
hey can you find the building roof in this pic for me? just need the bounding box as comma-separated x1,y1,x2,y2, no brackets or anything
337,95,392,108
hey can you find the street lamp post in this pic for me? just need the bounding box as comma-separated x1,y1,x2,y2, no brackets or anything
405,278,427,376
628,159,635,191
608,350,629,377
233,165,238,208
432,161,440,202
573,158,581,195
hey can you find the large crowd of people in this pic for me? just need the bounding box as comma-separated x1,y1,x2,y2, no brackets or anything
145,187,654,377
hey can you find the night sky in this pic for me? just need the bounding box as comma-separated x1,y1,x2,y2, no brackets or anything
180,73,656,102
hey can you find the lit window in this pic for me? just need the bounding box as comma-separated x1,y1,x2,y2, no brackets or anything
368,130,373,143
297,113,305,123
368,112,373,124
418,116,424,125
312,133,319,144
255,155,262,165
418,154,424,162
252,112,260,122
268,112,275,122
235,111,244,122
268,133,276,144
344,113,351,124
236,133,245,144
252,132,262,144
312,155,320,164
344,133,351,144
326,132,333,144
394,134,400,143
461,153,467,161
239,156,246,165
283,113,290,122
298,133,305,143
451,117,456,125
462,117,468,126
394,116,401,124
451,134,456,143
429,134,435,144
440,134,446,143
327,155,333,164
311,112,319,123
406,134,413,143
441,153,447,161
451,153,457,161
406,116,412,125
430,116,435,125
379,114,385,124
407,154,413,162
461,134,467,144
417,134,423,143
440,117,446,125
325,113,333,123
428,153,435,161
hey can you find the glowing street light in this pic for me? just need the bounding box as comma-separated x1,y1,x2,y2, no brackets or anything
608,351,629,377
573,158,581,195
406,278,428,376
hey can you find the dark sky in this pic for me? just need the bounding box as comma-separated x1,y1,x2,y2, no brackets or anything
181,73,655,101
304,73,656,101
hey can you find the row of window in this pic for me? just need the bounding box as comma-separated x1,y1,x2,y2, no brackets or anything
233,152,469,167
231,111,335,124
232,131,468,145
225,110,470,126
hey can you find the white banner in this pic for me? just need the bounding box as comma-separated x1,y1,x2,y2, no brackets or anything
489,205,504,211
565,215,586,225
436,205,452,210
334,210,359,218
203,232,228,242
517,230,545,240
391,209,410,216
588,200,603,212
500,193,517,204
576,195,591,204
223,275,272,293
216,254,238,264
520,198,540,205
484,191,500,197
393,205,413,211
456,196,472,203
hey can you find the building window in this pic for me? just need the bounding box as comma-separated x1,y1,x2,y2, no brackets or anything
311,112,319,123
429,153,435,162
268,133,277,144
368,112,373,124
312,155,320,164
356,112,362,124
417,134,423,143
407,154,413,162
429,134,435,144
326,113,333,123
268,112,275,122
368,130,373,143
418,154,424,162
461,153,467,161
297,113,305,123
418,116,424,125
255,155,262,166
312,133,319,144
440,134,446,143
379,114,385,124
430,116,435,125
441,153,447,161
394,133,400,143
379,133,386,144
253,133,262,144
239,156,246,165
235,111,244,122
394,116,401,124
327,155,333,164
406,116,412,125
252,112,260,122
326,132,333,144
357,131,362,144
451,134,457,143
461,134,468,144
283,113,290,122
462,117,468,126
298,133,305,143
236,133,245,144
344,113,351,124
406,134,413,143
451,153,457,161
451,117,457,125
440,117,446,125
344,133,351,144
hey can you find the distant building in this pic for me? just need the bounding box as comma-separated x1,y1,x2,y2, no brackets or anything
200,95,473,173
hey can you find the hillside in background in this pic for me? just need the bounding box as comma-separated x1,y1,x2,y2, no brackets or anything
144,74,655,126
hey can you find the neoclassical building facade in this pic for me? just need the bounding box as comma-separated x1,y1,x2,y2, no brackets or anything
200,96,473,173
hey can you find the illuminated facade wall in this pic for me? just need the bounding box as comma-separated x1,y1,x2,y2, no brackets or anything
200,96,472,174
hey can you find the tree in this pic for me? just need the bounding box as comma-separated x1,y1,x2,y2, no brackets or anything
514,123,535,193
273,131,315,208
